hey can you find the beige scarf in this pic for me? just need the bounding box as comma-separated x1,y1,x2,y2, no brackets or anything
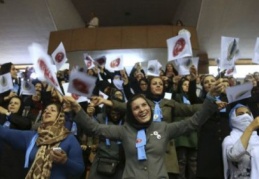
25,112,70,179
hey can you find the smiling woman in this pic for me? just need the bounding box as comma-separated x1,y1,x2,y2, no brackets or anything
64,81,223,179
0,102,85,178
0,96,31,178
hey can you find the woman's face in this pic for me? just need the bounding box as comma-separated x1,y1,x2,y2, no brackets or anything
114,91,123,100
10,65,17,79
182,80,189,93
87,69,94,76
32,91,41,101
166,64,173,72
245,75,257,87
222,78,230,93
150,78,163,95
236,106,251,116
42,104,59,123
109,110,122,123
62,101,72,112
131,97,151,123
8,97,21,113
34,83,42,92
139,80,148,91
202,76,216,92
51,89,58,97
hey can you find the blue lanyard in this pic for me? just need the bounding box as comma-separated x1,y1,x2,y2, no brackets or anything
105,117,122,146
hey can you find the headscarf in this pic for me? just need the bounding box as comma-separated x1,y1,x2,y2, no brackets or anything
138,78,148,95
146,77,166,101
199,74,215,99
228,104,253,131
223,104,259,179
25,103,70,179
177,76,189,95
0,62,13,75
9,96,24,115
126,94,153,130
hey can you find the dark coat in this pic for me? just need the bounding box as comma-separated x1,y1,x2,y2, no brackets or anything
0,113,31,179
189,80,231,179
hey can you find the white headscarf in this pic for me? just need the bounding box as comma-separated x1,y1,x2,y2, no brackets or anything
223,104,259,179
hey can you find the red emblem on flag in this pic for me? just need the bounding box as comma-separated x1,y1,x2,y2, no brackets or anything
173,38,185,57
55,52,64,63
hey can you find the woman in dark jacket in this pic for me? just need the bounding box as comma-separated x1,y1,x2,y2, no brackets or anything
0,62,20,108
86,90,126,179
0,96,31,179
173,77,198,179
189,74,231,179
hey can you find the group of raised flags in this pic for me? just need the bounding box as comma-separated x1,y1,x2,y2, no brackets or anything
1,32,258,105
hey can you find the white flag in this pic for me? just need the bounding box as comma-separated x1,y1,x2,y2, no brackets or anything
147,60,162,77
98,90,108,108
94,56,106,67
167,34,193,61
51,42,68,70
105,56,124,72
224,66,236,77
83,54,95,69
28,43,61,93
220,36,240,69
175,57,199,76
226,82,253,104
68,69,97,98
20,80,36,95
0,73,13,93
252,37,259,64
62,82,89,103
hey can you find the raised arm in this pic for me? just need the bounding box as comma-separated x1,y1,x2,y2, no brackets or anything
0,125,35,151
63,96,123,140
167,79,226,139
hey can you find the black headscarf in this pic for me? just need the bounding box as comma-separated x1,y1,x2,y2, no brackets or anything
138,78,149,95
0,62,13,75
177,76,189,97
146,77,166,101
9,96,24,115
126,94,153,130
105,88,126,124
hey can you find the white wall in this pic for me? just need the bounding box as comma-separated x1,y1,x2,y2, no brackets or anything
0,0,85,65
197,0,259,60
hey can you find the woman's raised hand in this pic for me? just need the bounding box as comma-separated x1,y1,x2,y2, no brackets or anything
208,78,224,97
189,65,198,80
90,96,113,107
86,103,95,116
63,96,81,113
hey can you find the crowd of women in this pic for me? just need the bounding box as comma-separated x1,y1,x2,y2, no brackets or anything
0,61,258,179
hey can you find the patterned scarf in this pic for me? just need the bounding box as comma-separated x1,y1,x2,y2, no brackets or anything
25,111,70,179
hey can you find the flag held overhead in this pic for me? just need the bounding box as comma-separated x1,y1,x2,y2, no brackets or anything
167,34,193,61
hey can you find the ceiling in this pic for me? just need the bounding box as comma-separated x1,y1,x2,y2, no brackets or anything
1,0,259,66
71,0,197,27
